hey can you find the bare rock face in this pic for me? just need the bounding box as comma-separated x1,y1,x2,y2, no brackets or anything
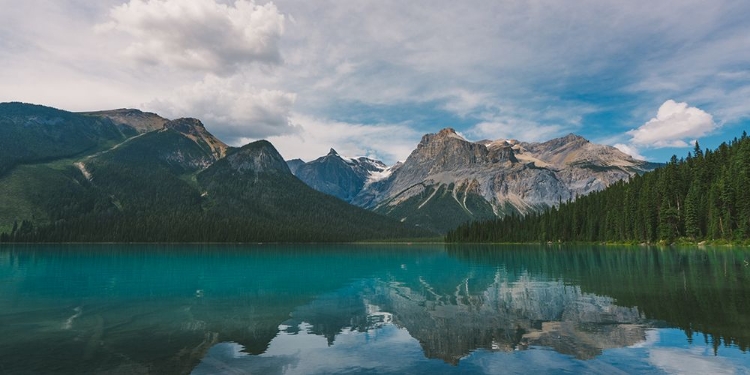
347,128,657,232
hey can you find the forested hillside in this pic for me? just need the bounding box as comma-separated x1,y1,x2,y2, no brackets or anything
0,102,126,175
0,103,431,243
447,132,750,244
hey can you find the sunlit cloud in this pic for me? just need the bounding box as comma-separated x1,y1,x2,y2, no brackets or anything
628,100,716,148
146,74,299,144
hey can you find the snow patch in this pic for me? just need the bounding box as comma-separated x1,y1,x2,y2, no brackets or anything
366,167,393,185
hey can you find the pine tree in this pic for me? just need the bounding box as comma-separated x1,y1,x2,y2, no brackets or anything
684,182,701,239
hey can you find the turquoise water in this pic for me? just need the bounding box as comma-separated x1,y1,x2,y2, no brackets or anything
1,244,749,374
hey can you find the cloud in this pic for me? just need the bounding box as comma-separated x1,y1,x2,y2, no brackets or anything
97,0,285,72
627,100,716,148
614,143,646,160
146,74,299,144
264,115,422,164
468,120,565,143
2,0,750,164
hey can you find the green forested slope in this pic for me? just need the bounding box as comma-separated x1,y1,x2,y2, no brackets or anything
0,104,430,242
447,132,750,244
374,183,498,234
0,102,125,175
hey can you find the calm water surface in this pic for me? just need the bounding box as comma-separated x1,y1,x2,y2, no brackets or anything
1,244,749,374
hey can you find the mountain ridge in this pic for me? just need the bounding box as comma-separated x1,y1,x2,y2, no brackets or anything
0,102,430,242
0,101,659,238
293,128,658,233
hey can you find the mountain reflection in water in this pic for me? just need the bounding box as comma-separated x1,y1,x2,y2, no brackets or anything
1,244,748,374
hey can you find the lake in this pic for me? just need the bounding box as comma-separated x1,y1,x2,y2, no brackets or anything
1,244,749,374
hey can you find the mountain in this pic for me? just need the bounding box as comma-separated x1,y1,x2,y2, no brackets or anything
447,131,750,244
286,158,305,174
368,129,658,233
82,108,168,136
0,102,127,176
290,149,391,202
0,102,429,242
298,128,657,234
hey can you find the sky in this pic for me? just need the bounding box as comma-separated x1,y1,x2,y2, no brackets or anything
1,0,748,165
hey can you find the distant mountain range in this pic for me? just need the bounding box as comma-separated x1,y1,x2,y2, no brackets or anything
0,102,429,242
290,128,659,233
0,102,660,240
287,149,390,202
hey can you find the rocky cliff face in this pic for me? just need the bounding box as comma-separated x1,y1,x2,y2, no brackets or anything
304,128,658,233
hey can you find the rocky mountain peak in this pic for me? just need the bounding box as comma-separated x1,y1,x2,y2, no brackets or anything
418,127,468,147
542,133,589,149
291,149,390,202
228,140,291,175
563,133,588,142
437,127,458,137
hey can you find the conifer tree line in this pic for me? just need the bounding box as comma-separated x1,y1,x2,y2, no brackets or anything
0,164,430,243
447,131,750,244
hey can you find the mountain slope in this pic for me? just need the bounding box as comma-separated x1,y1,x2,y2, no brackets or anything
195,142,431,242
0,102,126,176
0,104,429,242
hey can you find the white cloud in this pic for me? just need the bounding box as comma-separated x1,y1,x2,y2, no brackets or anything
627,100,716,148
264,115,421,164
97,0,285,72
146,74,299,143
467,120,566,143
614,143,646,160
